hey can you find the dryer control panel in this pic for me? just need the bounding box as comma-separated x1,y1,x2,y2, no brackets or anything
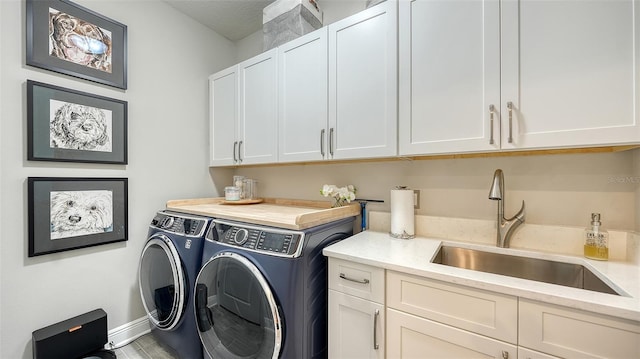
207,219,305,258
150,211,208,237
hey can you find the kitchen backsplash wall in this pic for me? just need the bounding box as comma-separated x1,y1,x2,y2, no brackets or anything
234,150,638,231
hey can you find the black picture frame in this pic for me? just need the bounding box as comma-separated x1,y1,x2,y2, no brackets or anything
26,0,128,89
28,177,128,257
27,80,128,164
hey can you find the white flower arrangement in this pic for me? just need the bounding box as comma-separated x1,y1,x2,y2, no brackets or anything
320,184,356,207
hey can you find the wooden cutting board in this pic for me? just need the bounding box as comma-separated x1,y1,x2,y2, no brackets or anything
166,197,360,230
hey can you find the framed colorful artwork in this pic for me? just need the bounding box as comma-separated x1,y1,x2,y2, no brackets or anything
26,0,128,89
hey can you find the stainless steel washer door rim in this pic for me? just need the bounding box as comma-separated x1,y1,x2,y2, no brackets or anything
138,235,186,331
195,252,282,359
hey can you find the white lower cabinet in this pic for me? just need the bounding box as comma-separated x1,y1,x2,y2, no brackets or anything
327,261,640,359
387,308,517,359
328,290,385,359
328,258,385,359
519,299,640,359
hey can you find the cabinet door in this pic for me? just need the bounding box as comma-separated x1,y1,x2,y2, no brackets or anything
328,290,384,359
399,0,500,155
501,0,640,149
387,308,517,359
238,49,278,164
278,28,328,163
209,66,238,166
519,299,640,359
328,1,397,160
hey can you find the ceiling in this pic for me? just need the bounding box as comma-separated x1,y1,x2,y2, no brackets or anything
165,0,276,42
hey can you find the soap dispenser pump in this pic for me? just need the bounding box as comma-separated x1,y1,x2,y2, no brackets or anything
584,213,609,261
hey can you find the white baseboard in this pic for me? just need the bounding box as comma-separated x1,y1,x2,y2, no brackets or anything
107,316,151,349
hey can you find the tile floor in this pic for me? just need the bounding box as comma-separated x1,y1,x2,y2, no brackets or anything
112,333,178,359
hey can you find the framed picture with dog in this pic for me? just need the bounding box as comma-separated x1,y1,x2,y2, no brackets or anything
26,0,127,89
27,80,128,164
28,177,128,257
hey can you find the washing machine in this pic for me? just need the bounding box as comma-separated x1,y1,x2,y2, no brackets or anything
138,211,212,359
194,216,355,359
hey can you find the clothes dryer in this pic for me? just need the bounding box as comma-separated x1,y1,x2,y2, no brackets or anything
138,211,211,359
194,217,355,359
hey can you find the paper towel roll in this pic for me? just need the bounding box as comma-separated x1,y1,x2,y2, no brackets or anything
390,187,415,239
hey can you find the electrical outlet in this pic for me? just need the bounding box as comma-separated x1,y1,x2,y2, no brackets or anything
413,190,420,209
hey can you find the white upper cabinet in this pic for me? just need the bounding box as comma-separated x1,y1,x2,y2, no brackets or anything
278,28,329,163
400,0,640,156
328,1,398,159
399,0,500,155
238,49,278,164
501,0,639,149
209,66,238,166
210,50,278,166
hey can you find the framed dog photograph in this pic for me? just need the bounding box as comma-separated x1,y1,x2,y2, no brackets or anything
28,177,128,257
26,0,127,89
27,80,127,164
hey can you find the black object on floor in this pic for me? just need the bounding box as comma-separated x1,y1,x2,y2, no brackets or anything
32,308,108,359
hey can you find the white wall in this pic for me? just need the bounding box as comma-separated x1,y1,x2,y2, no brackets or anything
0,1,235,358
236,150,638,231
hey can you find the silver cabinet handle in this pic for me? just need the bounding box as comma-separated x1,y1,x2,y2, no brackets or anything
489,104,496,145
320,129,326,157
507,102,514,144
233,141,238,163
501,350,509,359
373,309,380,350
339,273,369,284
238,140,243,163
329,128,335,157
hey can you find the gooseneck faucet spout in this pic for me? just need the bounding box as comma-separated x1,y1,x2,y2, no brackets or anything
488,169,525,248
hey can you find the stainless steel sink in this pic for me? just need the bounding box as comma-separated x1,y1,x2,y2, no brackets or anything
431,245,621,296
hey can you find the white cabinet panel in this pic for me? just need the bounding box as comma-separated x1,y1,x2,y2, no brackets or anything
209,66,238,166
238,49,278,164
278,28,328,163
399,0,500,155
328,1,397,159
328,258,385,303
501,0,639,149
387,308,517,359
387,271,518,344
400,0,640,156
328,290,384,359
518,347,560,359
519,299,640,359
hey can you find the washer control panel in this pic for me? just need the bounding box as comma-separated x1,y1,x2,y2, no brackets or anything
150,212,208,237
208,219,304,258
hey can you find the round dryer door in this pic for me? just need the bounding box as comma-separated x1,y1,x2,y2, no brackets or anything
138,234,186,330
195,252,282,359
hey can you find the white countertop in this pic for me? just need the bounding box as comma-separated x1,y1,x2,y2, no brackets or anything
323,231,640,322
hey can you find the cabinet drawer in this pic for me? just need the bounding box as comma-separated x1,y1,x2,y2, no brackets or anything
387,271,518,344
328,258,385,303
387,308,517,359
519,299,640,359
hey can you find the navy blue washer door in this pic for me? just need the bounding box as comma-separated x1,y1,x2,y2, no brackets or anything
195,252,282,359
138,234,186,330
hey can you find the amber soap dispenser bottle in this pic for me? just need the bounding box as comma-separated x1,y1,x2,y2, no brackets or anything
584,213,609,260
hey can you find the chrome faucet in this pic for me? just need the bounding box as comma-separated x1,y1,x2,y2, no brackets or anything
488,169,525,248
